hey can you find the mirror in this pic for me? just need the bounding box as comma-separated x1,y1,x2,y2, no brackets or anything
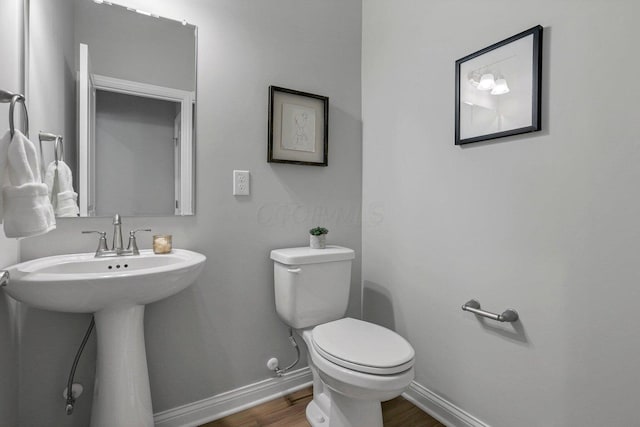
27,0,197,217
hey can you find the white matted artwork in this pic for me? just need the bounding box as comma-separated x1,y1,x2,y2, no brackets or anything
281,103,316,153
268,86,328,166
455,25,543,145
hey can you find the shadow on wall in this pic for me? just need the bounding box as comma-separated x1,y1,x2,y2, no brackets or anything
0,293,19,344
363,280,530,346
17,306,96,427
471,312,530,345
362,281,396,331
0,293,19,427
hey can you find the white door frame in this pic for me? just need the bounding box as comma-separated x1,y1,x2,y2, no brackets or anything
90,74,195,215
78,43,96,216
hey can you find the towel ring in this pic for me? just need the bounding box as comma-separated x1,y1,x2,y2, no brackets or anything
38,132,65,181
54,136,64,165
10,95,29,139
0,89,29,138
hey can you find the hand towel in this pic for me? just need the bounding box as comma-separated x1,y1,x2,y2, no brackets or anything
44,160,58,202
3,183,56,238
0,131,12,219
7,129,40,185
44,160,79,217
55,191,79,217
2,130,55,238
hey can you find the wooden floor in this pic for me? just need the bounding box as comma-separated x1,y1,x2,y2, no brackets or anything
201,387,444,427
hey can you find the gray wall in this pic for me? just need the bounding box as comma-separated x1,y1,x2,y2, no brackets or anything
20,3,96,427
362,1,640,426
18,0,362,425
0,1,23,426
74,0,196,91
95,91,176,216
28,0,77,182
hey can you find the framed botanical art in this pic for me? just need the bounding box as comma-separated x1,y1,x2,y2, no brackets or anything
268,86,329,166
455,25,543,145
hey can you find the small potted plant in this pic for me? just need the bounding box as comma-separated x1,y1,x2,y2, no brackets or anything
309,226,328,249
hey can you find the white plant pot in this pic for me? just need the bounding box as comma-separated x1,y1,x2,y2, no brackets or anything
310,234,326,249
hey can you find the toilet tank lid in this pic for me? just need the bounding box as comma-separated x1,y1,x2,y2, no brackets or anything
270,246,355,265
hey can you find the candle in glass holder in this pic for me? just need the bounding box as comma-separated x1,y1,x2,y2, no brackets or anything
153,234,172,254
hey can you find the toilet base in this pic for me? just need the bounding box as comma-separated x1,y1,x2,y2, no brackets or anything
305,390,383,427
306,399,328,427
298,327,411,427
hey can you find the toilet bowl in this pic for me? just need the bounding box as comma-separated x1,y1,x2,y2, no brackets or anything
271,246,416,427
299,319,415,427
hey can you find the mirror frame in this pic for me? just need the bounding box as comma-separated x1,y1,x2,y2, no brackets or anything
24,0,198,217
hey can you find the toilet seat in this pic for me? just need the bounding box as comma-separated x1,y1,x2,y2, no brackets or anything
311,318,415,375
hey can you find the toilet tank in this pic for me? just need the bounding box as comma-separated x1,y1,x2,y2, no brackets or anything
271,246,355,329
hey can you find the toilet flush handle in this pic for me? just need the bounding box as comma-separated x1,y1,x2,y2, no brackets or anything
287,267,301,273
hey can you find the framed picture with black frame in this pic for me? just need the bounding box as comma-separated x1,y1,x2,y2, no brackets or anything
268,86,329,166
455,25,543,145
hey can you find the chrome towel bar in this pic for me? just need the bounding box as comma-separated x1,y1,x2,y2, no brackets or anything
0,89,29,138
39,132,64,164
461,299,519,323
0,270,9,287
38,132,65,180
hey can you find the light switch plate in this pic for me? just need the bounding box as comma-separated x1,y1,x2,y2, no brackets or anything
233,170,250,195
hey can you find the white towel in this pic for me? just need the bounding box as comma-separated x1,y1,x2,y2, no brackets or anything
7,129,40,185
3,183,56,238
44,160,79,217
55,191,79,217
44,161,58,202
0,131,11,219
1,130,55,238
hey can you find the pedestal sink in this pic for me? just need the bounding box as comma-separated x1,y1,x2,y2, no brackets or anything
3,249,206,427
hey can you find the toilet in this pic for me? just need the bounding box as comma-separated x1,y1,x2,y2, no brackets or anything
271,246,415,427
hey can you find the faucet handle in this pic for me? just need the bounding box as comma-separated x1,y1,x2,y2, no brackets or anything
127,229,152,255
82,231,108,256
129,228,152,236
82,230,106,237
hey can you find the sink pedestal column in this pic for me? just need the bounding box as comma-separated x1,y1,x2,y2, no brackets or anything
90,304,153,427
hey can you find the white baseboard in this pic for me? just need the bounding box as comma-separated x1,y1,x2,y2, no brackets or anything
153,367,312,427
153,370,488,427
402,381,490,427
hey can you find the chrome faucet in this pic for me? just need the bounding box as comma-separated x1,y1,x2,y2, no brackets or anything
81,231,109,256
112,214,124,253
82,214,151,257
125,229,152,255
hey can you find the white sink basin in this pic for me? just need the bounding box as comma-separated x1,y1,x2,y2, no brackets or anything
3,248,206,427
5,249,206,313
